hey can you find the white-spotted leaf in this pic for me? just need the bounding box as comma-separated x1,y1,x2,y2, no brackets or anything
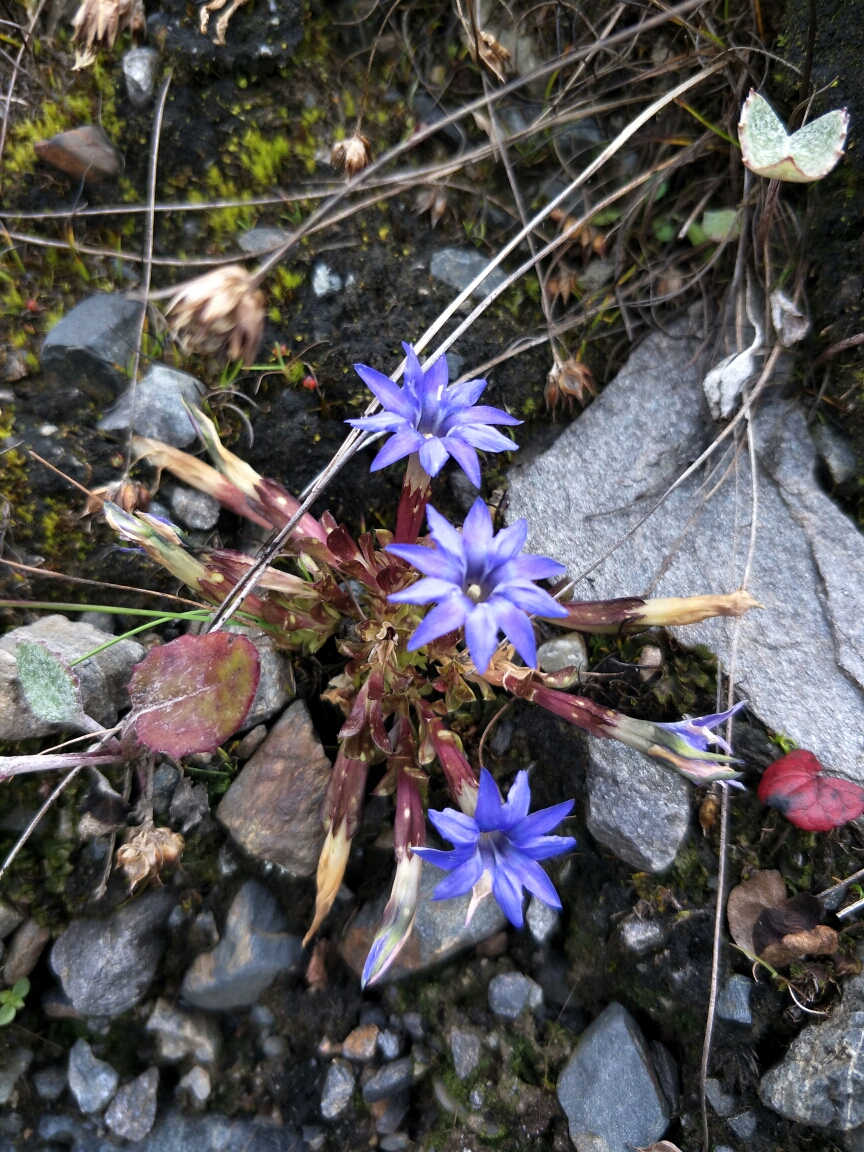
739,91,849,183
16,640,86,726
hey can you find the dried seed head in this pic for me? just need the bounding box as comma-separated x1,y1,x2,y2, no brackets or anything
472,29,511,83
545,358,596,415
70,0,144,63
330,133,371,179
84,478,150,517
116,822,184,889
166,265,265,366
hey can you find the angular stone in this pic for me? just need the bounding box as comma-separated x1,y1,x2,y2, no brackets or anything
238,227,291,255
728,1110,758,1139
760,954,864,1129
51,889,174,1017
226,626,293,730
537,633,588,674
430,248,507,299
146,998,221,1062
105,1067,159,1140
649,1041,679,1114
557,1002,669,1152
99,364,204,447
705,1078,738,1118
312,263,342,297
180,881,303,1010
217,700,329,876
811,421,857,485
451,1027,481,1080
170,486,221,530
716,974,753,1025
0,1048,31,1105
378,1028,403,1061
2,917,50,983
67,1038,118,1113
373,1090,410,1135
585,739,690,872
177,1065,211,1104
0,900,22,941
488,972,544,1018
620,916,666,955
32,1062,67,1101
526,896,559,944
0,615,144,740
122,47,160,107
41,294,145,404
340,862,506,982
342,1023,379,1063
506,322,864,783
138,1107,300,1151
362,1057,413,1103
321,1059,354,1120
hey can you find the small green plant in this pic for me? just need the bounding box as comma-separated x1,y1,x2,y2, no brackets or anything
0,978,30,1026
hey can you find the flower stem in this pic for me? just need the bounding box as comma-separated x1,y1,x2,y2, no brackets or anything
395,454,432,544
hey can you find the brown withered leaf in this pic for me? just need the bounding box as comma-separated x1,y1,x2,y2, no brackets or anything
759,924,839,969
726,868,787,955
306,939,328,992
34,125,122,182
752,892,823,956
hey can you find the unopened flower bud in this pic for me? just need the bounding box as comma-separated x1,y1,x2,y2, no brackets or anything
165,265,264,366
330,133,371,179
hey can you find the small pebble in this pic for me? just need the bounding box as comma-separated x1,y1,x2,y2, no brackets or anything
620,916,666,954
321,1059,354,1120
402,1012,424,1041
704,1077,739,1118
32,1063,67,1101
469,1087,484,1110
236,724,268,760
302,1125,326,1151
728,1110,758,1139
251,1004,276,1029
262,1034,288,1059
362,1057,413,1103
0,1048,32,1105
170,486,221,530
379,1136,409,1152
487,972,544,1018
177,1064,211,1104
450,1028,481,1081
537,633,588,674
312,263,342,297
67,1039,118,1114
342,1023,379,1063
104,1067,158,1141
526,896,559,944
716,974,753,1025
372,1090,410,1135
377,1028,403,1061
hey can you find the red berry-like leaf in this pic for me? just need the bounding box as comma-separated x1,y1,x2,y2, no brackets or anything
128,633,260,758
757,749,864,832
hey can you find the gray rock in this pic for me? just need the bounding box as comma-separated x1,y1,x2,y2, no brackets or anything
33,1062,67,1101
340,862,506,981
577,259,615,292
374,1091,410,1135
226,626,293,730
451,1028,481,1080
760,955,864,1129
811,421,858,485
312,264,342,297
236,724,268,760
402,1012,424,1041
430,248,508,299
146,998,221,1063
705,1078,738,1118
169,774,211,833
728,1110,758,1139
585,739,690,872
152,763,180,816
262,1034,287,1058
379,1136,409,1152
170,486,221,530
105,1067,159,1140
238,227,291,255
321,1059,354,1120
620,916,666,954
362,1057,413,1103
217,701,329,875
177,1065,211,1104
51,889,174,1017
717,974,753,1025
98,364,204,448
537,633,588,674
488,972,544,1018
445,351,465,380
506,321,864,783
181,881,303,1009
378,1028,403,1061
450,468,481,514
122,47,160,107
2,917,50,983
557,1002,670,1152
0,900,23,941
0,1048,31,1105
67,1038,118,1113
526,895,559,944
139,1108,299,1151
649,1041,679,1114
0,615,144,740
41,293,145,404
251,1004,275,1029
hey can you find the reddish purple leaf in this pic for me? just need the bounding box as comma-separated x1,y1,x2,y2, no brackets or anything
128,633,260,758
757,749,864,832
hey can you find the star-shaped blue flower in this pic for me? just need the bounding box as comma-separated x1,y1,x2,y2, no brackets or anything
387,497,566,674
346,343,521,486
413,768,575,928
656,701,747,757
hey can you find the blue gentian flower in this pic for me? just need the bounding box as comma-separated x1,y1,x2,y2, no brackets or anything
346,343,521,486
413,768,575,928
387,498,567,674
656,701,747,757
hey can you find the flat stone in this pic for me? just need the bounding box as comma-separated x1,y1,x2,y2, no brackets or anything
217,700,329,876
362,1057,413,1104
620,916,666,954
373,1091,410,1135
32,1062,67,1101
41,293,145,404
238,227,291,255
705,1078,738,1118
507,321,864,782
169,774,211,833
67,1038,118,1114
342,1024,379,1063
170,485,221,530
122,47,160,106
177,1065,211,1104
760,952,864,1129
0,1048,31,1105
717,974,753,1025
649,1041,679,1113
137,1108,300,1151
430,248,507,299
0,615,144,740
321,1059,354,1120
146,998,221,1062
226,626,293,730
728,1110,758,1139
451,1027,481,1080
105,1067,159,1141
236,724,267,760
557,1002,670,1152
537,633,588,674
99,364,204,448
585,739,690,872
488,972,544,1018
340,862,506,982
2,917,50,983
180,881,303,1010
51,889,174,1017
0,900,22,941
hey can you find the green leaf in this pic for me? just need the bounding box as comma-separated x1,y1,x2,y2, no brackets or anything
738,90,849,183
15,640,85,725
10,978,29,999
0,1003,17,1026
701,208,740,243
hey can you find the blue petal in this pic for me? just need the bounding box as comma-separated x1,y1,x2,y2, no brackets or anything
462,497,495,576
386,542,464,581
411,845,465,870
345,411,407,433
419,436,450,477
474,768,504,832
354,363,415,420
487,519,528,566
459,424,518,453
490,597,537,668
496,580,568,618
419,354,448,428
431,852,483,899
449,404,522,427
426,505,467,560
370,428,425,471
509,799,574,841
498,770,531,829
443,376,487,410
504,849,563,908
428,806,480,846
402,344,425,404
464,601,501,675
509,833,576,860
494,555,566,583
408,596,470,650
490,851,525,927
388,576,463,605
443,436,482,488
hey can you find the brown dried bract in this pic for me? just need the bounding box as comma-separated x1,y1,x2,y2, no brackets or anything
199,0,252,46
545,358,596,416
454,0,511,83
34,125,122,182
70,0,144,64
415,186,449,229
116,822,184,889
166,265,265,366
84,478,150,517
727,868,787,956
330,133,372,180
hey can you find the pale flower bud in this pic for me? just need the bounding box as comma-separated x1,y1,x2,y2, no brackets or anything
165,265,264,366
330,133,371,179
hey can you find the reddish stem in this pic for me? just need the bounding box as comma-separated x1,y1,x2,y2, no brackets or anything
394,453,432,543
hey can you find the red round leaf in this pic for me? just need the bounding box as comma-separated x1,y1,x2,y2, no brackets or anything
129,633,260,758
758,750,864,832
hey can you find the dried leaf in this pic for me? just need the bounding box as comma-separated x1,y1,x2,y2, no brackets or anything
15,640,86,728
753,891,823,955
727,868,787,955
739,91,849,183
34,125,122,181
128,632,260,758
770,290,810,347
759,924,839,969
757,749,864,832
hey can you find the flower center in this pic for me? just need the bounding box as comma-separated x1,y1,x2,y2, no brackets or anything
466,582,484,603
